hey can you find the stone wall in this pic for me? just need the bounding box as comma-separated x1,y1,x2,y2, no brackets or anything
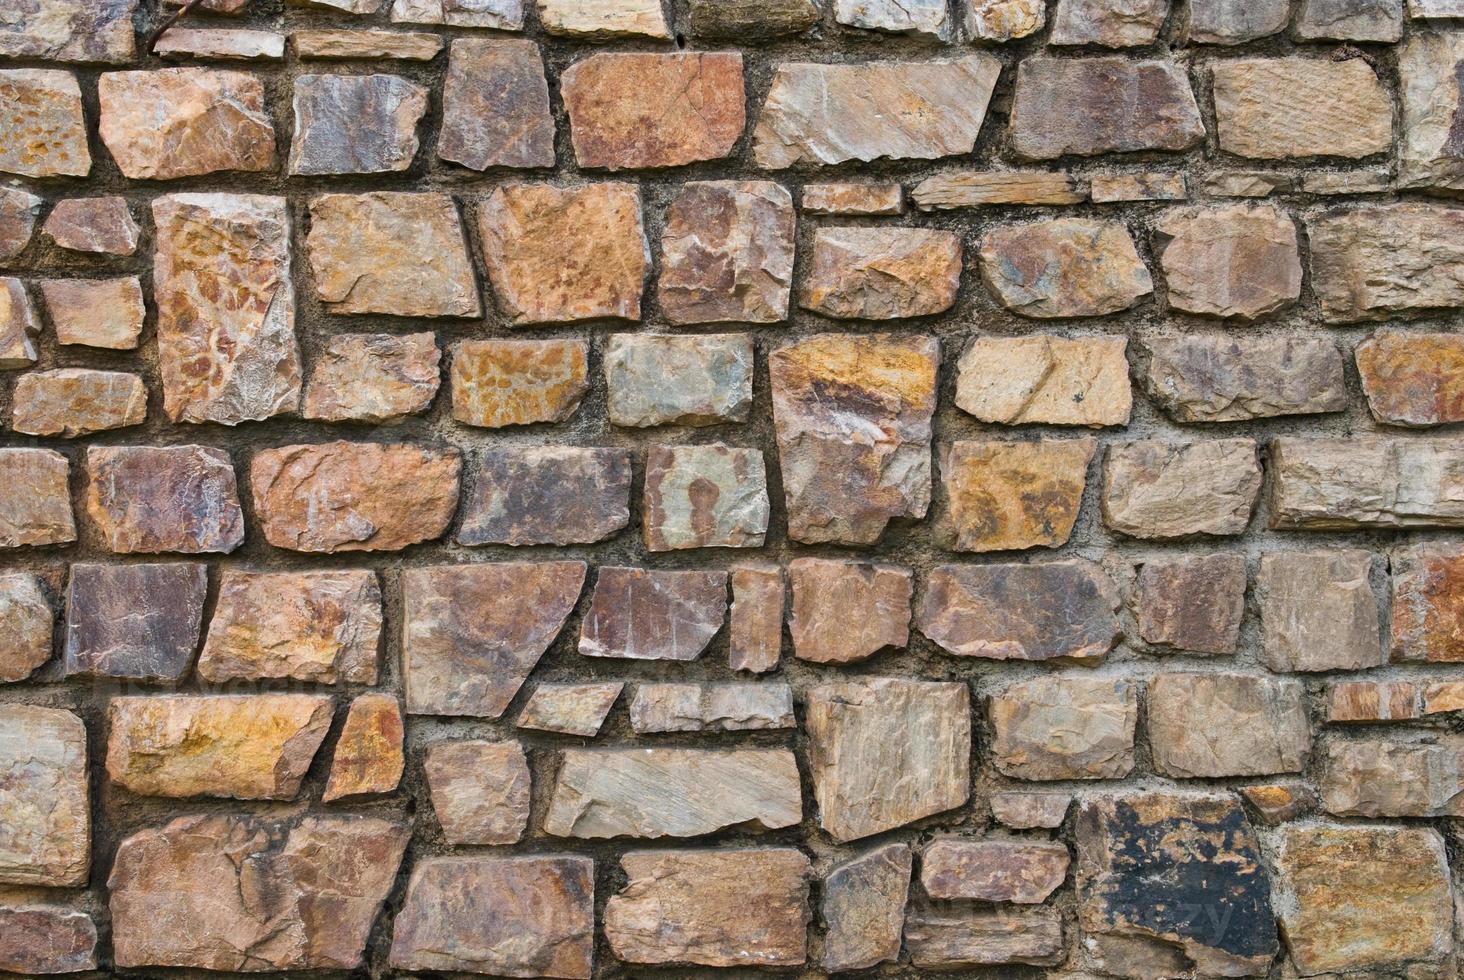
1,0,1463,976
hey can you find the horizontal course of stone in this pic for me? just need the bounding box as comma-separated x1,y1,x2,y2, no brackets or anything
3,0,1464,976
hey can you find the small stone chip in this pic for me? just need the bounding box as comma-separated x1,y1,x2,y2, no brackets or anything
424,740,530,845
980,218,1152,318
451,338,587,428
458,447,631,547
302,332,440,424
11,369,147,437
605,333,752,428
800,226,961,320
802,182,904,215
579,567,727,661
85,445,244,555
989,676,1137,780
1102,438,1261,539
940,438,1095,552
955,335,1132,428
0,70,90,178
292,29,444,60
323,694,403,802
538,0,671,37
289,73,427,176
659,181,795,325
40,276,145,350
42,196,139,255
98,68,273,179
788,557,913,664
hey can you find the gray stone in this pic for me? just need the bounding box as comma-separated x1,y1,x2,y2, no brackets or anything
1102,439,1262,539
389,0,525,27
1296,0,1403,40
605,333,753,427
289,73,426,176
64,562,206,682
822,844,911,973
538,0,670,37
458,447,631,547
991,792,1072,829
1258,550,1383,672
1051,0,1169,46
629,682,794,733
579,567,727,661
439,38,553,170
1189,0,1289,41
643,444,769,552
1148,672,1310,778
84,445,244,555
905,907,1064,969
292,29,444,60
1143,335,1347,422
989,676,1137,780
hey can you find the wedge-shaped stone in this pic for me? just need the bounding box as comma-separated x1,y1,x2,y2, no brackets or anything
989,676,1137,780
788,557,912,664
518,682,621,736
0,0,136,62
1212,57,1391,160
982,218,1151,319
85,445,244,554
323,694,403,802
0,573,50,683
1009,57,1204,160
1137,553,1247,655
478,182,647,324
955,335,1131,427
452,339,586,428
689,0,820,38
579,567,727,661
545,748,802,839
1154,203,1302,319
439,38,553,170
941,438,1094,552
106,695,333,800
0,278,36,368
644,444,767,551
1393,544,1464,663
390,0,524,27
1320,736,1464,817
111,814,408,971
64,563,205,682
1356,330,1464,427
308,193,479,317
1149,672,1309,778
605,333,752,427
43,196,138,255
99,68,273,179
754,57,1001,168
919,561,1120,662
806,678,970,842
538,0,670,37
823,843,910,973
458,447,631,546
771,333,938,545
922,839,1069,904
0,706,88,886
913,170,1084,208
1051,0,1167,45
0,70,90,177
800,226,961,320
40,276,144,350
0,448,72,549
424,740,529,845
906,906,1064,968
1309,205,1464,322
389,856,594,979
0,188,40,260
1103,438,1261,538
562,53,744,170
630,682,794,734
730,563,783,673
1269,436,1464,528
153,193,300,425
303,332,439,423
0,905,97,975
605,849,810,967
1143,335,1347,422
1076,793,1277,978
403,561,586,718
289,73,426,175
251,441,461,552
1272,824,1453,976
11,369,146,437
198,570,382,683
1399,32,1464,192
1259,549,1382,671
659,181,794,324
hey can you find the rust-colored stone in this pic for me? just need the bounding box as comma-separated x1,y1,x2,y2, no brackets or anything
788,557,912,664
1392,544,1464,663
1357,330,1464,427
43,196,138,255
730,563,783,673
0,276,38,368
10,368,146,437
0,906,97,975
0,448,74,549
659,181,795,324
800,226,962,320
940,438,1094,552
324,694,403,802
451,339,587,428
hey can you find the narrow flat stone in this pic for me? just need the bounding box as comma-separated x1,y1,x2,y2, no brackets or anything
806,678,970,842
0,906,97,975
43,196,138,255
1296,0,1403,40
198,569,382,683
579,567,727,661
84,445,243,554
836,0,950,36
1143,335,1347,422
905,907,1064,968
293,29,443,60
538,0,670,36
1269,436,1464,528
955,334,1132,427
289,73,426,175
941,438,1095,552
11,369,146,437
1102,438,1262,539
803,182,904,215
918,560,1120,662
424,740,529,845
1051,0,1169,45
822,843,910,973
1189,0,1290,40
968,0,1047,38
1411,0,1464,14
921,838,1069,903
545,747,802,838
40,276,144,350
251,441,461,552
1328,680,1422,722
630,683,794,732
1321,737,1464,817
1399,32,1464,192
1149,672,1309,778
155,28,285,59
605,333,752,427
517,682,621,736
1393,544,1464,663
1090,170,1188,201
1309,205,1464,322
0,70,90,177
452,338,586,428
800,226,961,320
689,0,820,38
1301,168,1392,194
991,792,1072,829
153,194,300,425
98,68,272,179
106,694,333,799
63,563,205,681
457,447,630,546
659,181,794,324
1213,57,1391,160
0,705,88,886
390,0,525,27
755,57,1001,168
989,676,1137,780
1153,203,1301,319
1137,553,1247,655
439,38,553,170
730,563,783,673
0,573,49,683
643,444,767,551
303,332,439,423
0,448,72,548
914,170,1084,209
3,282,41,367
323,694,403,802
1259,550,1383,671
980,217,1152,318
789,558,912,664
403,561,585,718
0,0,136,62
0,188,41,260
1356,330,1464,427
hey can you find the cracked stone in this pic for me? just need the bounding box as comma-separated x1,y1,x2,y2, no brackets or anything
0,70,90,177
835,0,951,37
800,226,961,320
303,332,440,424
803,182,905,214
11,368,147,437
643,444,768,552
940,437,1095,552
905,906,1064,968
1321,736,1464,818
439,38,553,170
85,445,244,555
955,334,1132,427
789,557,912,664
1051,0,1169,46
1392,544,1464,663
1213,57,1391,160
0,705,88,887
425,739,530,845
989,676,1137,780
1268,436,1464,528
1102,438,1261,539
0,278,36,369
1309,205,1464,323
980,217,1152,318
458,447,631,547
98,68,272,179
579,567,727,661
605,333,752,427
967,0,1047,38
659,181,794,325
451,338,587,428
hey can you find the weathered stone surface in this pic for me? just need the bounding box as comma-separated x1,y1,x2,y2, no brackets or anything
153,194,299,425
1091,170,1188,201
0,705,87,886
478,182,646,325
546,748,801,839
1356,330,1464,427
1309,205,1464,323
1103,439,1261,539
0,277,37,368
967,0,1047,38
1189,0,1289,41
1259,550,1382,672
403,561,585,718
518,682,622,736
0,188,40,260
11,369,146,437
1273,824,1453,976
643,444,768,551
835,0,950,37
1137,553,1246,654
1009,57,1204,160
730,563,783,673
788,558,911,664
165,0,254,12
63,562,204,681
289,73,425,176
323,694,403,802
154,27,285,60
919,560,1120,662
1399,32,1464,191
107,695,333,800
955,335,1131,428
922,839,1069,904
0,0,136,62
803,182,905,215
630,683,794,732
806,678,970,842
941,438,1095,552
0,906,97,975
770,333,938,545
252,442,461,552
1301,168,1392,195
99,69,272,179
1269,436,1464,529
989,676,1137,780
390,0,524,28
458,447,630,546
452,339,587,429
800,227,961,320
980,218,1152,318
905,906,1064,968
0,70,89,177
1411,0,1464,15
389,855,593,978
1149,672,1309,778
111,814,408,971
1322,737,1464,817
1144,335,1347,423
0,448,72,549
1076,793,1277,977
292,0,384,14
914,170,1083,209
293,29,443,60
439,38,553,170
1328,680,1423,722
308,193,479,317
1393,545,1464,663
198,570,381,683
1212,57,1391,160
1239,782,1315,824
822,843,910,973
562,53,744,170
1153,204,1301,320
40,276,144,350
43,196,138,255
659,181,794,325
754,57,1002,168
425,740,529,845
992,792,1072,829
1424,681,1464,714
605,333,751,428
85,445,243,554
0,573,49,683
538,0,670,37
303,332,439,423
1051,0,1168,46
606,849,809,967
689,0,820,38
580,567,727,661
1296,0,1403,40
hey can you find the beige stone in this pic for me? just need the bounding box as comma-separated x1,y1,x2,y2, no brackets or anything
991,792,1072,829
1153,203,1302,319
1259,550,1383,671
1213,57,1391,159
154,27,285,60
989,676,1137,780
538,0,670,37
1090,170,1188,201
424,740,529,845
980,218,1152,318
802,182,904,215
1148,672,1310,778
0,573,50,683
0,69,90,177
289,73,427,176
1327,680,1423,723
292,29,444,60
799,226,961,320
940,438,1095,552
1143,334,1348,423
11,369,146,437
788,557,912,664
40,276,144,350
438,38,552,171
323,694,403,802
517,682,622,736
98,68,273,179
0,188,41,260
63,563,206,682
1051,0,1169,46
1320,736,1464,817
905,907,1064,968
1399,31,1464,192
955,335,1131,427
913,170,1084,208
303,332,439,423
629,682,793,733
1190,0,1290,41
0,449,74,549
1309,205,1464,323
0,0,136,62
836,0,950,36
1102,439,1261,538
0,705,88,886
451,339,587,428
1268,436,1464,528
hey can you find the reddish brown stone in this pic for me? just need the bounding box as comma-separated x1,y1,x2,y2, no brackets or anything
302,332,439,423
980,217,1152,318
658,181,795,324
1137,553,1247,655
642,444,768,552
43,196,139,255
85,445,243,555
0,573,51,683
0,449,73,549
424,740,529,845
788,557,912,664
803,182,904,216
579,566,727,661
324,694,403,802
1356,330,1464,427
98,68,274,179
40,276,144,351
0,906,97,975
729,563,784,673
800,227,962,320
10,369,147,437
1392,544,1464,663
457,447,630,547
63,562,206,682
1327,680,1422,723
439,38,553,170
451,339,588,428
920,838,1070,903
